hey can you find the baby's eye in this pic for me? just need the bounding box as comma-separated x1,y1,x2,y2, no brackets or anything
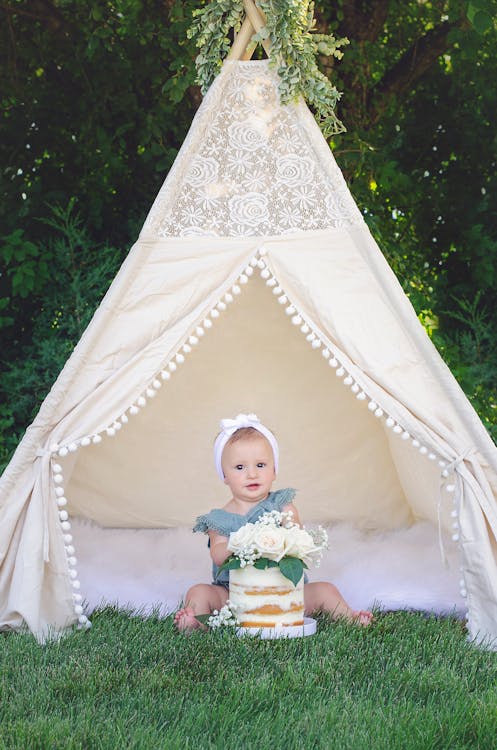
235,464,244,471
257,462,266,468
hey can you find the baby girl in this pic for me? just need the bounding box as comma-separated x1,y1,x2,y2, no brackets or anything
175,413,373,630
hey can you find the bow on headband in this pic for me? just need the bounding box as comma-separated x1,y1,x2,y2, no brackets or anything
214,413,279,480
219,413,260,435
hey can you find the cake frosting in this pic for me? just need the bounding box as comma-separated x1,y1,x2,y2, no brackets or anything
229,566,304,628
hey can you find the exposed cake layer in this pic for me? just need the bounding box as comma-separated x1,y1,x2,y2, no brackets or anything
230,566,304,628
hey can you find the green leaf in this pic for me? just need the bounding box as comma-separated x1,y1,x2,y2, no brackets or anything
216,556,241,577
471,10,493,34
253,557,279,570
278,557,305,586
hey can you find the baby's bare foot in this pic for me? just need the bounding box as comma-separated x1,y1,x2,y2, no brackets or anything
351,609,374,626
174,606,204,632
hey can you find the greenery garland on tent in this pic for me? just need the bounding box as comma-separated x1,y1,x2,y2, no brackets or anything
187,0,349,136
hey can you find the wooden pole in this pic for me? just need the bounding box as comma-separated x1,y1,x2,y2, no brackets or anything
227,0,271,61
243,0,271,56
227,17,255,60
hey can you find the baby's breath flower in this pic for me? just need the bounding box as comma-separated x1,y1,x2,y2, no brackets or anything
208,601,239,629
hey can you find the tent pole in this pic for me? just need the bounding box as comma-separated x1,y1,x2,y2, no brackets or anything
227,16,256,60
242,0,271,56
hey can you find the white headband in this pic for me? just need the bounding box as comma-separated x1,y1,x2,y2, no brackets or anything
214,413,279,480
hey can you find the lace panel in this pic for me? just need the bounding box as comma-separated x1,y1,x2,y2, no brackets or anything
142,61,364,238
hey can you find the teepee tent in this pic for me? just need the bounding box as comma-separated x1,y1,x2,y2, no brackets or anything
1,0,497,645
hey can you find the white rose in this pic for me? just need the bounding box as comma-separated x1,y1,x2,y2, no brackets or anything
276,155,314,188
228,192,269,227
283,526,318,562
187,156,219,187
252,526,286,561
228,523,257,555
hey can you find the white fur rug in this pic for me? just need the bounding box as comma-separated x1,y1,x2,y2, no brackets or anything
72,519,466,618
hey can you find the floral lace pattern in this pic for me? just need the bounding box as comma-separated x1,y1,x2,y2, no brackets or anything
143,61,363,238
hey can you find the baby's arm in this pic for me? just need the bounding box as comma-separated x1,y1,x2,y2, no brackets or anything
208,529,231,566
283,503,303,527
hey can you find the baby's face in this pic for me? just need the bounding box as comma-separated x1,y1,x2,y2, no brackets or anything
221,435,276,505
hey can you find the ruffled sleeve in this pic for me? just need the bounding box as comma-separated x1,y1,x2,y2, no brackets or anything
269,487,296,510
246,488,297,522
193,509,233,536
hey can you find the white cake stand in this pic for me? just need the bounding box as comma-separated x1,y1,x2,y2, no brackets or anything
236,616,317,639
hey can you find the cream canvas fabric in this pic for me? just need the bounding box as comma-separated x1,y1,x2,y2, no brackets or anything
1,61,497,644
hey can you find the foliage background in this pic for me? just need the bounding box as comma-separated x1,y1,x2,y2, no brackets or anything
1,0,496,471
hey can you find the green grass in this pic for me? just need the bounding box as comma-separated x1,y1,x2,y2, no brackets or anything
1,609,497,749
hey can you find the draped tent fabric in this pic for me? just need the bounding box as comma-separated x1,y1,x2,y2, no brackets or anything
1,60,497,644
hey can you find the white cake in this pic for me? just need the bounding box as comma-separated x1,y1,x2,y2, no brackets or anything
229,566,304,628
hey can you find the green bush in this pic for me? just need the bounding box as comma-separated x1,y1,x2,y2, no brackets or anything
0,203,122,471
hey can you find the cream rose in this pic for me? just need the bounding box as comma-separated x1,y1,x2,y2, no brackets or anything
252,525,286,561
283,526,318,563
228,523,257,555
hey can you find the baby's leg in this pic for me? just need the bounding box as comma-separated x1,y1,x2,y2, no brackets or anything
174,583,229,632
304,582,373,626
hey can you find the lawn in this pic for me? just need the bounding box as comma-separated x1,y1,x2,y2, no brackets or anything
1,609,497,749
